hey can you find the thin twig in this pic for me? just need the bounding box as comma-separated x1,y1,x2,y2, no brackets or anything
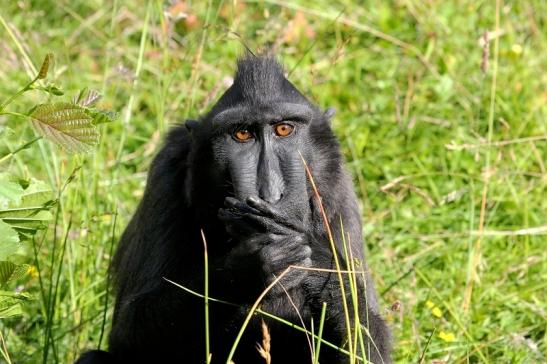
445,135,547,151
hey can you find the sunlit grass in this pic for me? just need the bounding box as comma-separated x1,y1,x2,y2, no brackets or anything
0,0,545,363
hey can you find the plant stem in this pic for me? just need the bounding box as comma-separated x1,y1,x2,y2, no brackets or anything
0,80,37,112
0,111,30,119
0,137,42,164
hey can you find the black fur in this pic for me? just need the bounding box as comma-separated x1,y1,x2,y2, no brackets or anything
76,56,391,364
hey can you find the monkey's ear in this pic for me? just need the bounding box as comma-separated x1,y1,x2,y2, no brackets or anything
185,119,200,133
324,107,336,124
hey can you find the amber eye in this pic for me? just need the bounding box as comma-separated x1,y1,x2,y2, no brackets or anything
274,123,294,137
233,129,253,142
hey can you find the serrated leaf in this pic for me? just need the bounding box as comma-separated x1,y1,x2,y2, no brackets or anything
73,87,101,107
0,261,29,285
0,220,20,260
30,103,99,153
37,53,54,80
86,109,118,125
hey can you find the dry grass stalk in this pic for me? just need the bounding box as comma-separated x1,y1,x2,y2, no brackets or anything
256,319,271,364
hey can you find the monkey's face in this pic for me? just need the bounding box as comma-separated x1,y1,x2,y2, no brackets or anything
185,57,337,224
205,102,315,222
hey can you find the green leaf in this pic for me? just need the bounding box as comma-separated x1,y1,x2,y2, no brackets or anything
0,173,24,208
35,84,64,96
0,291,31,319
19,178,52,206
0,302,22,319
37,53,54,80
29,102,99,153
0,261,29,285
73,87,101,107
0,177,54,240
85,109,119,125
0,220,20,260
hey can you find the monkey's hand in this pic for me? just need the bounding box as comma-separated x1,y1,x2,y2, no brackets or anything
218,196,312,294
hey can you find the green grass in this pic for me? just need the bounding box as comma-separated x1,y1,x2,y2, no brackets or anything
0,0,545,362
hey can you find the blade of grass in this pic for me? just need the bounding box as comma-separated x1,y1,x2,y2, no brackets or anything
184,0,213,118
113,0,151,165
463,0,501,314
0,330,12,364
418,327,436,363
313,302,328,364
165,276,365,362
224,266,292,363
97,211,117,350
201,230,211,364
300,152,354,358
339,221,359,363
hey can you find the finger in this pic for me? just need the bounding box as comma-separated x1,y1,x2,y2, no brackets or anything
246,196,304,232
219,209,258,237
224,196,239,207
225,197,261,215
242,233,285,248
242,214,292,235
218,208,246,227
246,196,278,216
218,207,241,221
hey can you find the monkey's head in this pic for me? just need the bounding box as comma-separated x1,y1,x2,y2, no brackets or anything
186,56,339,223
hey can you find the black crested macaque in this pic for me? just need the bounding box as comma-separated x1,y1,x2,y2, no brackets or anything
76,56,391,364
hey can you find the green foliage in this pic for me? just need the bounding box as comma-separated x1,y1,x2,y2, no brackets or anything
33,84,64,96
30,103,100,154
36,53,53,80
0,262,29,286
0,221,20,260
0,44,115,353
0,53,117,155
0,175,24,206
73,88,101,108
0,172,53,322
0,175,54,239
25,87,118,153
0,291,31,319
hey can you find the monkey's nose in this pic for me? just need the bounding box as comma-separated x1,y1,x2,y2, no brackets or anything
257,159,284,204
258,178,283,203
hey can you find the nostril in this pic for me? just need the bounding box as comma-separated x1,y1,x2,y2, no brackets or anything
271,192,283,204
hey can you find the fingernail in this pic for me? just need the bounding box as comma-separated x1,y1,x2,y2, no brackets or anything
225,197,237,205
247,196,258,203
